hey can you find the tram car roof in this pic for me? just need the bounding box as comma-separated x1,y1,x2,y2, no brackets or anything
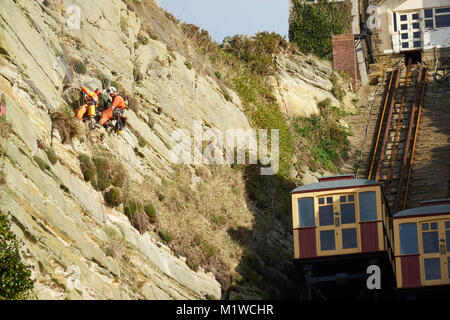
393,199,450,219
291,174,380,194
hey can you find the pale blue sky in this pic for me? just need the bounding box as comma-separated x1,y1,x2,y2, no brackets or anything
157,0,289,43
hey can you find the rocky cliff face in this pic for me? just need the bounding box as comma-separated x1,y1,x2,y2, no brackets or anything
270,53,356,117
0,0,350,300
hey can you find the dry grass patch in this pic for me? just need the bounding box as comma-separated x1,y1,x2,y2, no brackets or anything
51,103,83,144
126,164,254,289
0,115,11,140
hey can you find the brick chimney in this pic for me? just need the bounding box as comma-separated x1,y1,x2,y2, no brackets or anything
332,34,358,91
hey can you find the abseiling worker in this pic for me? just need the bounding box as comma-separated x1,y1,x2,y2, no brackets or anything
75,86,99,123
99,86,128,134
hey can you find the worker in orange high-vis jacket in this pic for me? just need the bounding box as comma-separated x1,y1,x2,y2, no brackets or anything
99,87,128,134
74,86,99,129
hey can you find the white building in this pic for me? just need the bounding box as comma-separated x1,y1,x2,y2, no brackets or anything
290,0,450,62
370,0,450,56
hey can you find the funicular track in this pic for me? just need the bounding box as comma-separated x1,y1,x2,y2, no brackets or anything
366,58,427,213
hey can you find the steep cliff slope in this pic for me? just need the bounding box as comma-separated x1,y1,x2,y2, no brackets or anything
0,0,353,299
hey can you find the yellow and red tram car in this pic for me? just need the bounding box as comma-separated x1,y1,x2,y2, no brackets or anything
393,199,450,290
291,174,394,263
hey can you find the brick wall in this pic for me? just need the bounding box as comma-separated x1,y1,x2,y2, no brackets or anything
332,34,358,90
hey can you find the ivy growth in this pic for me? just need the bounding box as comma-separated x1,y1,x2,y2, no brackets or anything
289,0,351,59
0,211,34,300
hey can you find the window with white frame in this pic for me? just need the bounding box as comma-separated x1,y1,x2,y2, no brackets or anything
396,11,422,50
424,7,450,29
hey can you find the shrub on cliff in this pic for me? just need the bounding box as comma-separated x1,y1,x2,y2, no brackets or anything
292,98,351,171
50,104,82,144
223,32,291,76
79,154,96,182
0,211,34,299
92,156,127,191
105,187,122,207
144,203,158,224
73,59,87,74
158,230,173,244
123,200,143,219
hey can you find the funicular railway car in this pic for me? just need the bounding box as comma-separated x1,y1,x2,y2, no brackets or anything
393,199,450,299
291,174,396,299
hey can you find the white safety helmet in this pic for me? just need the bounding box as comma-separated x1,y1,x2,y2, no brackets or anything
107,86,117,94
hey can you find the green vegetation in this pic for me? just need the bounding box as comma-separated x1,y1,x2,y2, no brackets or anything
105,187,122,207
184,61,193,70
222,89,231,102
353,149,362,176
191,233,216,259
330,73,345,102
137,31,149,45
144,203,158,223
79,153,128,210
201,241,216,260
123,200,143,219
292,98,350,172
231,72,294,176
211,214,226,226
33,156,50,171
289,0,351,59
45,147,57,165
79,154,96,182
122,198,158,233
158,230,173,244
0,211,34,299
331,85,345,102
92,156,126,191
338,70,351,83
223,32,291,76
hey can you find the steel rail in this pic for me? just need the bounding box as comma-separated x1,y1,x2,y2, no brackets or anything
393,65,424,213
402,69,427,210
368,70,395,180
374,66,402,181
386,58,413,182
